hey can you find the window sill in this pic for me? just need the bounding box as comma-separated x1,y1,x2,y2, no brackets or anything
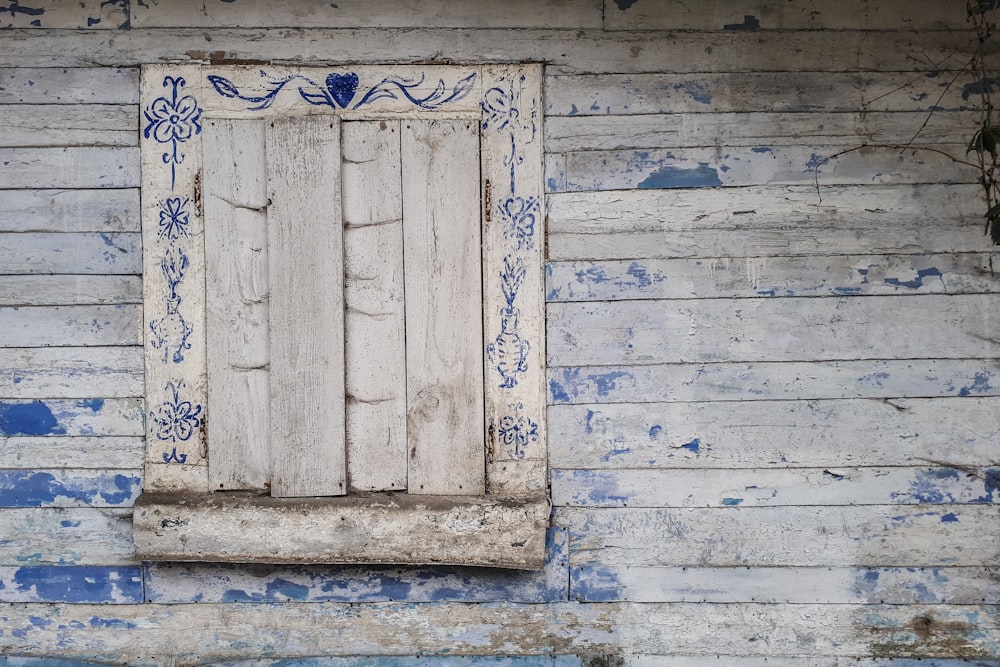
133,491,550,570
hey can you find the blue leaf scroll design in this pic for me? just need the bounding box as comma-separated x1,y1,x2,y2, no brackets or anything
162,447,188,464
488,255,530,389
498,196,539,251
149,247,193,364
207,70,476,112
482,72,538,194
150,380,202,444
497,408,538,459
143,76,203,191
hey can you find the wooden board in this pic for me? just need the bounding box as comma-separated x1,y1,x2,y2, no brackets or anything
0,565,143,604
266,115,347,498
548,360,1000,404
0,469,141,508
0,0,128,29
546,254,1000,302
0,67,138,104
0,305,140,348
547,294,1000,365
563,505,1000,567
0,147,138,188
0,232,141,275
0,508,134,566
203,119,271,492
341,120,407,492
0,189,138,233
547,397,1000,469
0,104,136,147
0,275,143,306
0,397,142,438
0,437,144,469
0,347,143,400
401,119,484,496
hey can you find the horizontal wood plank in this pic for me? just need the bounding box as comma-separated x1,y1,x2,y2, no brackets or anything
132,0,603,28
0,147,138,188
603,0,966,31
0,565,143,604
0,469,141,507
547,397,1000,469
0,275,143,306
0,1,128,29
0,189,138,233
563,505,1000,567
0,30,982,75
547,295,1000,365
0,68,138,104
571,564,999,604
548,360,1000,403
0,305,141,347
144,526,567,603
0,347,144,399
0,437,144,469
0,601,996,660
553,146,974,193
546,254,1000,302
551,467,998,508
0,104,137,148
545,72,980,116
0,397,142,437
0,507,134,565
0,232,141,275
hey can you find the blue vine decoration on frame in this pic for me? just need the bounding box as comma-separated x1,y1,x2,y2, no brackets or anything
482,73,538,195
150,380,203,444
488,255,530,389
143,76,203,191
162,447,188,464
207,70,477,112
497,408,538,459
149,247,193,364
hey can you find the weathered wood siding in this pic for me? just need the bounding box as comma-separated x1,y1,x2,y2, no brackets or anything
0,1,997,664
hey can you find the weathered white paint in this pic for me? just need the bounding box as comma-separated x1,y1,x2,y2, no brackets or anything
0,67,138,104
342,120,407,493
0,232,141,275
0,305,141,348
0,189,138,233
565,505,1000,567
548,295,1000,365
0,508,134,565
0,147,138,188
546,254,999,302
0,437,144,469
0,104,136,147
0,275,142,306
267,115,347,498
0,397,142,437
548,397,1000,469
0,0,127,29
0,347,143,399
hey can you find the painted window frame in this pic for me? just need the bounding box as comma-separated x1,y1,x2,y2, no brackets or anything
132,64,548,568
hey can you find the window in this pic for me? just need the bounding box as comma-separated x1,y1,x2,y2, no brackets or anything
133,64,548,568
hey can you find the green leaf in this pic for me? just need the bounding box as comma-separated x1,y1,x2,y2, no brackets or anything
968,129,985,154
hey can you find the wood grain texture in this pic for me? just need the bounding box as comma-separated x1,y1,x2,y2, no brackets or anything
547,295,1000,365
0,469,141,507
563,505,1000,567
546,254,1000,302
132,0,603,29
0,232,141,275
203,118,271,492
0,305,140,348
401,119,484,496
0,29,983,74
0,67,138,104
0,189,138,233
0,565,143,604
0,508,134,565
0,0,128,29
0,275,142,306
266,115,347,497
0,437,144,469
0,147,138,188
0,347,143,399
547,397,1000,469
0,397,142,437
0,104,137,147
342,120,407,492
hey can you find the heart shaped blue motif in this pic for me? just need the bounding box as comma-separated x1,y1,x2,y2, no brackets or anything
326,72,359,109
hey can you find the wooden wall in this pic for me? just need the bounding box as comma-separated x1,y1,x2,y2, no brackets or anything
1,0,998,664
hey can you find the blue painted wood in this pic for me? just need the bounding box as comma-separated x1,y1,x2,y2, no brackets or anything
207,658,581,667
0,470,141,508
144,526,568,603
0,565,142,604
0,399,142,437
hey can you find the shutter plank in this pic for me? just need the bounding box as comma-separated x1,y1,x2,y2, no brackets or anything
401,119,485,496
266,116,346,497
203,119,271,491
341,120,407,492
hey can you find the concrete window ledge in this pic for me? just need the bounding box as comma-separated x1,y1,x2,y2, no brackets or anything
133,491,550,569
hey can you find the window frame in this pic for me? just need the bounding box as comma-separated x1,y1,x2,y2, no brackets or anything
133,64,548,569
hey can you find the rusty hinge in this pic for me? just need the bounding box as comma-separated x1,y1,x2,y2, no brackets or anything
193,171,203,218
484,179,492,223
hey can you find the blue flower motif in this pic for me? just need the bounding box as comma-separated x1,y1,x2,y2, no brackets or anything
143,76,203,189
150,380,202,443
157,197,191,242
498,413,538,459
